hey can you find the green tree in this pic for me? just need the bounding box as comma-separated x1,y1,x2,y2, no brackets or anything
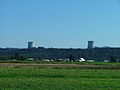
15,53,20,60
68,54,75,62
110,56,117,62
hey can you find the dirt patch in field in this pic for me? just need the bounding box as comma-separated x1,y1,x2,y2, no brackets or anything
0,63,120,69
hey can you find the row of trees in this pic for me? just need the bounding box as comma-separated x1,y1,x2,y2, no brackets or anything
0,53,117,62
0,53,26,60
68,54,117,62
0,48,119,62
10,53,26,60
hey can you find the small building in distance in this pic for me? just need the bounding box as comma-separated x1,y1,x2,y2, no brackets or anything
87,41,94,49
28,42,34,49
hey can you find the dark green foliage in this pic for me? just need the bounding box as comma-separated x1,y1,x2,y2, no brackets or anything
110,56,117,62
0,56,6,60
68,54,75,62
15,53,20,60
1,48,120,61
12,53,26,60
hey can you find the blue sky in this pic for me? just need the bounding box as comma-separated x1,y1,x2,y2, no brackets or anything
0,0,120,48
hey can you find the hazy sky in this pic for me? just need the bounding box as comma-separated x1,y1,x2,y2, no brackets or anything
0,0,120,48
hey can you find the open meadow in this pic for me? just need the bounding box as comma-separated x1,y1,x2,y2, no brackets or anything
0,61,120,90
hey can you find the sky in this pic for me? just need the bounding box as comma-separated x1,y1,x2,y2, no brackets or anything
0,0,120,48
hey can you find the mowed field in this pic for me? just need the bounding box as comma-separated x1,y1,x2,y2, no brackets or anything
0,62,120,90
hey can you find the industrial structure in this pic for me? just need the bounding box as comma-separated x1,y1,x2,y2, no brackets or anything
28,42,34,49
87,41,94,49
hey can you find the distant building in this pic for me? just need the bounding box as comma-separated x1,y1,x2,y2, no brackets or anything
78,58,86,62
28,58,34,61
28,42,33,49
87,60,94,62
104,60,109,62
87,41,94,49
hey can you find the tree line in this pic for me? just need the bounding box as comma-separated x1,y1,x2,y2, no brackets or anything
0,47,119,62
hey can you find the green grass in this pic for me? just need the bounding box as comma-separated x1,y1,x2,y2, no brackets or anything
1,60,120,65
0,68,120,90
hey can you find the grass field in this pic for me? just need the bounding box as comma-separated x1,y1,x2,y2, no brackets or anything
0,66,120,90
1,60,120,66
